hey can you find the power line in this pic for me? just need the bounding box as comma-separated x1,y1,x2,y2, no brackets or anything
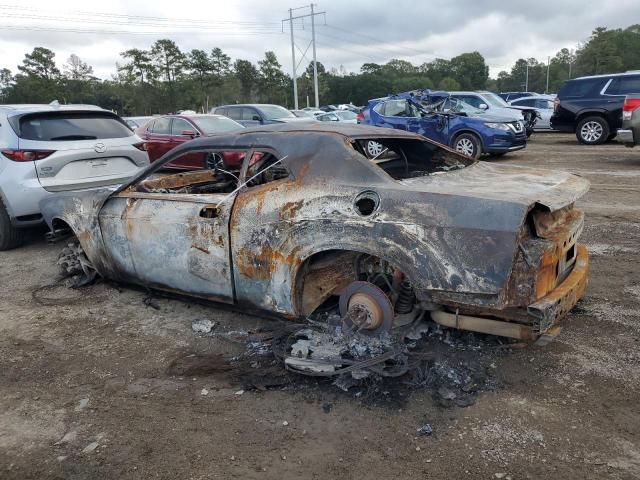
323,24,447,60
0,24,287,36
0,4,281,26
0,12,281,31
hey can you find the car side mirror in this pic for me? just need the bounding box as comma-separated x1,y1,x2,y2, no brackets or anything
182,130,198,138
252,115,261,121
331,117,339,122
479,103,488,110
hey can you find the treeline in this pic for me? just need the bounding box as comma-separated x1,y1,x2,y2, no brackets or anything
0,25,638,115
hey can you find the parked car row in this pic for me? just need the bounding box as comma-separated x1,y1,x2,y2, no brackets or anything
2,69,636,250
358,90,529,159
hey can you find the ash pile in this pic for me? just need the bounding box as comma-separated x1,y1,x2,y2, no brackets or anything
224,312,508,405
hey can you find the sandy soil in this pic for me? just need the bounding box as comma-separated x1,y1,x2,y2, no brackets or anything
1,133,639,480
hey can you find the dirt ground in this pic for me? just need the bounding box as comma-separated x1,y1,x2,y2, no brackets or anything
1,133,639,480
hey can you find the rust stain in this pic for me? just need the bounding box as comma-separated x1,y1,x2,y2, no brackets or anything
192,244,210,254
236,245,301,280
280,199,304,221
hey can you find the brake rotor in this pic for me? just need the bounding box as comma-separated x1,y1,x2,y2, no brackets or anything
339,281,394,336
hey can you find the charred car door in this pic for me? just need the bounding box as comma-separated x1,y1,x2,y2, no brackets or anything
98,158,236,303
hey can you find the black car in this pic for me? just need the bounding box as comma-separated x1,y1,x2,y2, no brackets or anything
551,72,640,144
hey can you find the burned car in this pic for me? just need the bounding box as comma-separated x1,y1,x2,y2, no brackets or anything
41,123,589,344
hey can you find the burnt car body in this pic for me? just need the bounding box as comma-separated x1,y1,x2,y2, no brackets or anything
40,123,589,342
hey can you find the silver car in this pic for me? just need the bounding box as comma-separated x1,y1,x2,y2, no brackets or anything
509,95,556,130
0,104,149,250
316,111,358,124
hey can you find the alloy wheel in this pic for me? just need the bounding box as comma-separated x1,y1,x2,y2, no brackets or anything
580,121,603,143
455,138,475,157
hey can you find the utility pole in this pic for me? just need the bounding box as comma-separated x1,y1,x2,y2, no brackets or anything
546,56,550,93
310,3,319,108
288,8,298,109
283,5,326,109
525,64,529,92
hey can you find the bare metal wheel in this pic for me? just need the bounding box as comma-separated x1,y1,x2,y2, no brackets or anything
453,133,481,159
576,116,609,145
366,140,384,158
339,281,394,336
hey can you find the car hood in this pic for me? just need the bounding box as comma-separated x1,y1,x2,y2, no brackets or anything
481,107,525,120
461,112,519,123
399,161,589,212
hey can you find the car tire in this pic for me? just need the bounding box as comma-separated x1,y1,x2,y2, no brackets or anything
452,133,481,159
0,201,25,251
576,116,609,145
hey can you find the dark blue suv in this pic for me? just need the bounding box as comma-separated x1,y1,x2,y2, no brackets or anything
359,91,527,158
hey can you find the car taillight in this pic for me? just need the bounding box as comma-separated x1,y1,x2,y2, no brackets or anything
356,112,364,122
622,97,640,120
133,142,148,151
1,149,55,162
553,97,560,113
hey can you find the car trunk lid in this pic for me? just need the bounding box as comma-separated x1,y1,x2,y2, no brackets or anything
399,161,590,212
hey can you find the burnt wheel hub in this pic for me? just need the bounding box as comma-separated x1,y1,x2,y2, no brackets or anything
339,281,393,335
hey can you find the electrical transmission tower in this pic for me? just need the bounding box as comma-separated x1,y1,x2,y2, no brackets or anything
282,4,326,109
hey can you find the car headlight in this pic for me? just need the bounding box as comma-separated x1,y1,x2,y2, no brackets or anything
484,122,511,131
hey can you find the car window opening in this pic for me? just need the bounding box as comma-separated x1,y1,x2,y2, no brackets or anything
129,150,289,195
132,149,248,195
355,138,474,180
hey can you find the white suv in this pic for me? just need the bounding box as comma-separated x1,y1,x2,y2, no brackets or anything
0,104,149,250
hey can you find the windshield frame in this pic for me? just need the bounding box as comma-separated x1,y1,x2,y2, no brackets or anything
481,92,510,108
259,105,296,120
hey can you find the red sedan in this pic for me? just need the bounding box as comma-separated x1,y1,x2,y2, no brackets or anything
135,114,245,170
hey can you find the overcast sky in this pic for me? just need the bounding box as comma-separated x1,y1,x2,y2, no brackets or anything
0,0,638,79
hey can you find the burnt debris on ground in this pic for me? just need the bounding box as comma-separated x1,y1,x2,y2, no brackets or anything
180,310,510,408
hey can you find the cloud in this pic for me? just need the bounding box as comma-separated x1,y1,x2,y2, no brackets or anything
0,0,638,79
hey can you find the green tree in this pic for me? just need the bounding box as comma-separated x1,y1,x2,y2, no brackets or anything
210,47,231,77
438,77,460,90
151,39,185,82
234,59,258,102
0,68,13,101
449,52,488,90
258,51,288,104
119,49,155,83
18,47,60,80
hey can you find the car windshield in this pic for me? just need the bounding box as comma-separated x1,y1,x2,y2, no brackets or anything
260,105,296,120
336,111,356,120
191,116,244,135
444,98,485,115
481,92,510,107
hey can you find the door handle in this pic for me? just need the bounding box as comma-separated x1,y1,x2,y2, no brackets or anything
199,206,219,219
